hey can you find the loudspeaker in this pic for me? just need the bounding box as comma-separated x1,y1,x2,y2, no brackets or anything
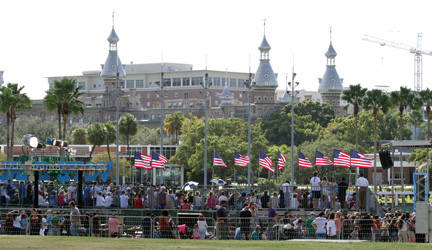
379,151,394,170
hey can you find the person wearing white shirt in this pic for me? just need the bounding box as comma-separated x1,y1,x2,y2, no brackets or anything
219,191,228,203
326,212,337,239
67,184,75,202
355,173,369,209
105,192,113,207
290,194,299,209
312,212,328,239
310,171,321,209
120,191,129,208
96,192,105,207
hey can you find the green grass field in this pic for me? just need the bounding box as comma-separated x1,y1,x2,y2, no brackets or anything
0,236,430,250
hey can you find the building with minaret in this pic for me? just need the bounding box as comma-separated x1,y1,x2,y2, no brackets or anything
0,70,4,85
253,23,278,116
217,76,235,118
318,29,344,115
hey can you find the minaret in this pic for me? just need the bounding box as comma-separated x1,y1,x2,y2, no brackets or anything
218,71,235,118
101,13,126,107
318,27,344,115
0,71,4,86
253,20,278,116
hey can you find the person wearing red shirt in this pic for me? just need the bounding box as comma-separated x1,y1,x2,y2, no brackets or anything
134,194,144,208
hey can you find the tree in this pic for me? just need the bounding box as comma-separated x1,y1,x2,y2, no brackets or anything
390,86,418,202
92,151,130,183
119,113,138,160
415,88,432,139
362,89,392,192
0,83,32,160
342,84,368,151
164,111,186,143
105,121,117,161
86,122,106,158
407,110,425,140
282,100,336,128
13,117,58,144
43,77,85,141
71,128,87,144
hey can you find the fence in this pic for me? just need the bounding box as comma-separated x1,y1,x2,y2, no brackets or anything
0,210,426,243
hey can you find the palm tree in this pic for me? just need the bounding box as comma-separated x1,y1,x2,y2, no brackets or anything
415,88,432,139
119,113,138,160
362,89,392,193
407,110,424,140
163,111,186,143
105,121,117,161
43,77,84,141
0,83,32,161
390,86,418,203
342,84,368,151
87,122,106,158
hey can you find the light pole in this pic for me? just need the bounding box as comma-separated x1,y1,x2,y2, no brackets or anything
202,73,211,198
288,72,299,186
156,71,167,185
115,71,120,187
244,73,254,193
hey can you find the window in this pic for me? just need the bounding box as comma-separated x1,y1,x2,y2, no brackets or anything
230,79,236,88
263,106,269,112
191,77,202,86
156,93,160,98
173,78,181,87
239,93,242,98
213,77,221,87
174,92,178,97
87,115,91,123
215,100,218,105
49,83,54,89
147,93,151,98
270,96,273,100
136,80,144,88
257,97,262,101
147,102,150,107
95,116,99,122
78,82,86,90
264,97,268,101
238,79,244,88
164,78,172,87
126,80,134,88
69,116,73,124
151,114,155,120
182,77,190,86
184,92,189,99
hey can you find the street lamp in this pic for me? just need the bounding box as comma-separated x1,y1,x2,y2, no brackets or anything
244,73,255,193
201,73,212,198
156,72,168,185
288,71,299,186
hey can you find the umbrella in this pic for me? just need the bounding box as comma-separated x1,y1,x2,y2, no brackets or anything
182,181,199,191
211,178,227,185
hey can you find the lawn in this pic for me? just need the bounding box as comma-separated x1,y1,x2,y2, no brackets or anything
0,236,430,250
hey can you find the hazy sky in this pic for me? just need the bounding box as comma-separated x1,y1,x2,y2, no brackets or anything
1,0,432,99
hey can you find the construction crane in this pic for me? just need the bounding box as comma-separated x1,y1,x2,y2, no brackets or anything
363,33,432,92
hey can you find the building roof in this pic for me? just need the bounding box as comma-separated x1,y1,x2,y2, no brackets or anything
325,43,337,57
259,36,271,50
318,66,343,91
254,61,278,87
107,28,120,44
218,86,234,99
100,51,126,78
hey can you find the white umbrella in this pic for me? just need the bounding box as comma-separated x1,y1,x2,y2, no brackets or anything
211,178,227,185
182,181,199,191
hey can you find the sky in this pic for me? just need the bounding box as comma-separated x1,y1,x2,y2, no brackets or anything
1,0,432,99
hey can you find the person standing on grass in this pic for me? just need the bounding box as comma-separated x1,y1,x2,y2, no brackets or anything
326,212,337,239
197,214,208,240
267,202,278,240
239,203,252,240
108,215,122,238
355,173,369,210
217,200,228,240
305,212,316,238
338,178,348,210
69,201,81,237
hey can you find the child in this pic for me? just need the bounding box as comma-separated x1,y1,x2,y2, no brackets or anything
252,225,261,240
290,194,299,209
192,224,200,239
351,226,360,240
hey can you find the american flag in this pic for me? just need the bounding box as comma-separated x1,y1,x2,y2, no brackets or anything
214,149,227,167
315,150,333,166
134,152,152,169
234,152,250,167
278,151,287,170
350,149,373,168
151,151,168,171
333,149,350,168
298,150,313,169
259,150,274,172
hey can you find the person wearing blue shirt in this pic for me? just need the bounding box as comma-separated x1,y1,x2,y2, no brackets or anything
83,183,93,207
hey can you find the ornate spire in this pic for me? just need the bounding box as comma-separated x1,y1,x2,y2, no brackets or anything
254,20,278,87
101,13,126,78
